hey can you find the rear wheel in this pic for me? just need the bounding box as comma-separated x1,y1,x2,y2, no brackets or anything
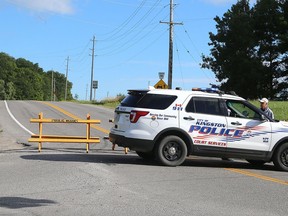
273,143,288,171
155,135,187,166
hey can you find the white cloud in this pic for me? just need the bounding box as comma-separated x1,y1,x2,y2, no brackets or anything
201,0,235,5
8,0,75,14
201,0,257,6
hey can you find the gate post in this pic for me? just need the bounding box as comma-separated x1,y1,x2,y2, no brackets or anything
86,114,91,153
38,112,43,152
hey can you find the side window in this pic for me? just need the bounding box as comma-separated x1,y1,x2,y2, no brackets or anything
186,97,224,116
226,100,261,120
136,94,177,110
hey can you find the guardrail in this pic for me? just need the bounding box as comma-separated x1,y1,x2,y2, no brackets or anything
28,112,101,153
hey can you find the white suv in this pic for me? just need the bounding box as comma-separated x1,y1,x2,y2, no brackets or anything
109,88,288,171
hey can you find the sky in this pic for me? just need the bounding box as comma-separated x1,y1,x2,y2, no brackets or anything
0,0,256,101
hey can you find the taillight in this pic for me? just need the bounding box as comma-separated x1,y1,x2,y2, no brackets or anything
130,110,149,123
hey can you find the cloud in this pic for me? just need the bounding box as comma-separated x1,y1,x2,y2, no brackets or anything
202,0,257,6
8,0,75,14
201,0,235,5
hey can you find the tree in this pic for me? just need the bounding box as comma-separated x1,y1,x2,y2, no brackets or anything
202,0,288,99
0,53,17,82
0,80,6,100
202,0,257,98
0,52,74,101
252,0,288,98
6,82,16,100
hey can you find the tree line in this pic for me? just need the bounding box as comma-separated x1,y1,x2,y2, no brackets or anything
0,52,73,101
202,0,288,99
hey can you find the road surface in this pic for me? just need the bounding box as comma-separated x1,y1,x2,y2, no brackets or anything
0,100,287,216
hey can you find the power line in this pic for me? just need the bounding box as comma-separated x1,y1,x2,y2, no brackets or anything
99,0,149,41
97,0,163,56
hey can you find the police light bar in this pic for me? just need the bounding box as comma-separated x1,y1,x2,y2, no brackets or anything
192,87,221,94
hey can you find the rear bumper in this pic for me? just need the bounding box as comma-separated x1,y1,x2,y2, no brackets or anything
109,133,154,152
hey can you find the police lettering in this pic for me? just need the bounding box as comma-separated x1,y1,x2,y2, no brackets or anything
196,121,226,127
189,125,244,137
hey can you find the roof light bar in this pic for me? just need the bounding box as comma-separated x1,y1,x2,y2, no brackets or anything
192,87,221,93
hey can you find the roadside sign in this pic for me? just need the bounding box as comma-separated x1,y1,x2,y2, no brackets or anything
93,80,98,89
154,79,168,89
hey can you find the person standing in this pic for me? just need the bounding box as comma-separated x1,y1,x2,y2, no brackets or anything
260,98,274,119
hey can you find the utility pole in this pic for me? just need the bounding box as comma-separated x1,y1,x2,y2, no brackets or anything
160,0,182,89
53,78,56,101
51,70,54,101
65,56,70,101
90,36,96,101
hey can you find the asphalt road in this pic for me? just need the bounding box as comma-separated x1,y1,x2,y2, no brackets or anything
0,100,287,216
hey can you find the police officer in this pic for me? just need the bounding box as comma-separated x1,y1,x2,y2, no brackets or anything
260,98,274,119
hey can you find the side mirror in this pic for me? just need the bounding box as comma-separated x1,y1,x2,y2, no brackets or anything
242,111,249,117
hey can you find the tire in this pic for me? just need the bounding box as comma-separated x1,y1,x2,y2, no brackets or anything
273,143,288,172
155,135,187,166
246,160,266,166
136,151,154,160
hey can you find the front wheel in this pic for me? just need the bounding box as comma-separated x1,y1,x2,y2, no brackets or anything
155,135,187,166
273,143,288,171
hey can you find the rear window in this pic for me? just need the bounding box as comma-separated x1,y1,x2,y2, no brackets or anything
120,90,148,107
136,94,177,110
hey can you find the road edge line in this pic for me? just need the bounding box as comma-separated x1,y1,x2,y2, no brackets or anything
4,100,34,135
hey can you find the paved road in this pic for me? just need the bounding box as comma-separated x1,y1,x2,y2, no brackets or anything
0,100,287,216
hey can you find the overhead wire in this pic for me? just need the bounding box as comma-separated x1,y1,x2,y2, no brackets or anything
174,39,186,89
97,2,166,56
70,40,91,63
98,0,149,41
97,0,164,56
95,28,168,70
174,25,215,82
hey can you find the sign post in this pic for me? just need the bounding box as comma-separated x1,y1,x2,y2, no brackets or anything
92,80,98,101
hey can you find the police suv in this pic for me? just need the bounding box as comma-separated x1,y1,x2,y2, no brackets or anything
109,88,288,171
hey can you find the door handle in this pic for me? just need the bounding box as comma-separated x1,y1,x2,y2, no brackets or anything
183,116,195,120
231,121,242,125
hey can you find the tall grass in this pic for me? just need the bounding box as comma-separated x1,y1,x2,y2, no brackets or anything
249,100,287,121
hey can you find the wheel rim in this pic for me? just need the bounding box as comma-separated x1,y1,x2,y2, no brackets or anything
280,148,288,167
162,141,182,161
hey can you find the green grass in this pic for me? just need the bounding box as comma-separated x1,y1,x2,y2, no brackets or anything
75,98,122,109
249,100,287,121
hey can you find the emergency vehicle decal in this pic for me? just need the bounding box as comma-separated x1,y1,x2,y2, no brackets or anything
150,113,177,121
188,119,288,146
172,104,183,111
